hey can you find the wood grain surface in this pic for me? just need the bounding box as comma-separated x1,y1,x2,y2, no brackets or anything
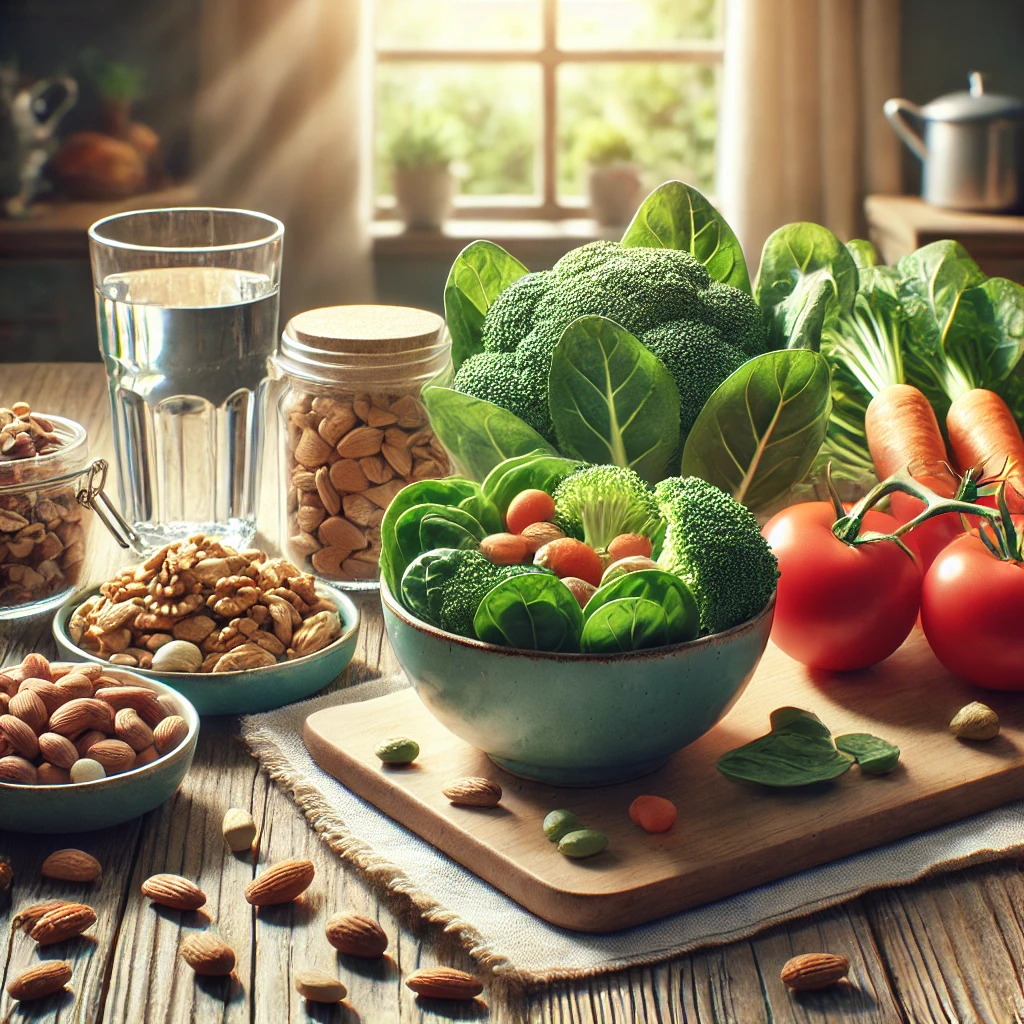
1,363,1023,1022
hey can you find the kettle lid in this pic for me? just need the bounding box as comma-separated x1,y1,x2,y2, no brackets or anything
921,72,1024,122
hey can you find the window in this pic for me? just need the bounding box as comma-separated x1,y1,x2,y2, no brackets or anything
374,0,723,218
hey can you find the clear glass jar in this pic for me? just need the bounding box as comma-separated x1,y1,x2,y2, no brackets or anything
0,414,95,618
273,305,452,591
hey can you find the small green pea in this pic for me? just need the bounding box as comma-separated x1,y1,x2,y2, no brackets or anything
558,828,608,859
374,737,419,765
542,808,580,842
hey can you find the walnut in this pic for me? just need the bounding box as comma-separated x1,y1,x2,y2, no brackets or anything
93,599,143,633
212,642,278,672
251,630,286,656
289,610,343,658
210,576,260,618
191,555,249,586
135,611,176,632
257,558,303,591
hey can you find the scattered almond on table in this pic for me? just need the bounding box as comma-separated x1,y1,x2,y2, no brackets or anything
29,901,96,946
442,777,502,808
40,849,102,883
325,911,389,958
294,969,347,1003
780,952,850,991
244,858,315,906
405,967,483,1001
179,933,236,977
6,960,73,1002
141,874,207,911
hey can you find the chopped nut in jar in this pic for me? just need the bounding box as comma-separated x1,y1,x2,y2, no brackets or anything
68,536,343,673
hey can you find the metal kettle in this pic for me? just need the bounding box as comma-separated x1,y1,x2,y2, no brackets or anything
884,72,1024,213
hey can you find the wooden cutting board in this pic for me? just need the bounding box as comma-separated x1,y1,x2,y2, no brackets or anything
303,630,1024,932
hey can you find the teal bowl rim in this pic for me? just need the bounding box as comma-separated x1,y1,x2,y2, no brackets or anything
52,583,361,682
380,578,776,662
0,666,199,795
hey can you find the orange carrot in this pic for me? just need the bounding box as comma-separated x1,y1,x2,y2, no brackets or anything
864,384,962,567
946,389,1024,511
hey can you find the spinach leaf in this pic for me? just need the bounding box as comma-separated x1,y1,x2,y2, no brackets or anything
583,569,699,644
846,238,881,270
394,503,485,580
834,733,901,774
473,574,583,652
580,596,672,654
421,385,557,482
379,477,483,593
717,708,855,787
755,223,858,350
482,452,584,519
548,316,680,485
444,241,529,371
681,349,832,510
457,492,503,535
621,181,751,293
400,548,461,625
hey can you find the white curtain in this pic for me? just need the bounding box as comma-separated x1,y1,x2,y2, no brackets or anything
194,0,374,320
717,0,902,266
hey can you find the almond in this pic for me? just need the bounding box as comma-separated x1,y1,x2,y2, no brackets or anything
359,454,394,485
295,969,347,1003
0,672,15,696
180,933,236,976
329,459,370,493
74,729,108,758
92,686,165,727
41,849,102,883
48,698,112,737
381,442,412,477
0,754,37,783
19,679,67,716
336,426,383,459
0,714,39,758
244,858,315,905
318,515,368,551
405,967,483,1001
55,672,95,699
153,715,188,754
87,738,136,774
38,763,72,785
8,689,47,731
315,466,342,516
157,694,181,718
6,960,72,1001
20,652,52,681
30,901,97,945
141,873,207,910
39,732,79,770
442,777,503,808
135,745,160,767
780,952,850,991
114,707,155,752
13,900,68,932
325,912,388,957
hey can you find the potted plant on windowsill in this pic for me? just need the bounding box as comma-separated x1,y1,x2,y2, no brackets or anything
580,123,642,227
387,114,458,231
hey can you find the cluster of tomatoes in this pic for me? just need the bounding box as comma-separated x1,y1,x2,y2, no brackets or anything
762,498,1024,690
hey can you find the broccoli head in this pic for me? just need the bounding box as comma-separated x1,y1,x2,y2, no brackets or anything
449,240,768,462
654,476,778,634
553,465,660,552
400,547,542,638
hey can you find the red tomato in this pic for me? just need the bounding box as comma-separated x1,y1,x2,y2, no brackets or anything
921,533,1024,690
762,502,922,671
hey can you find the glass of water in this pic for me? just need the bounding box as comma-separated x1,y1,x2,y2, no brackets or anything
88,208,284,551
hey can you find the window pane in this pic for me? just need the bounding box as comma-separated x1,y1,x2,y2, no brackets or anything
557,62,719,198
376,0,541,50
377,64,540,197
558,0,722,48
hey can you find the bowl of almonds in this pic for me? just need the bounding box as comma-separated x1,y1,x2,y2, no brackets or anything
51,535,361,714
0,654,199,833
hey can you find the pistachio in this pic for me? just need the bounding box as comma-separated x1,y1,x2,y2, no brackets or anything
374,736,419,765
950,702,1000,741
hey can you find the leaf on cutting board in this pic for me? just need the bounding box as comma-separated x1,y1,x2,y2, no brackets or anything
835,733,901,774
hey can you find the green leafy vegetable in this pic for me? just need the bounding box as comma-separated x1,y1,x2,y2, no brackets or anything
394,503,485,574
583,568,699,643
473,574,584,652
755,223,858,351
580,597,672,654
444,240,528,370
846,238,881,270
717,708,855,787
834,733,901,774
421,385,557,482
481,451,583,520
681,349,832,508
621,180,751,292
548,316,680,484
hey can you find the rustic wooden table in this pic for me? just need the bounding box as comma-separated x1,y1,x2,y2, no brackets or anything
2,363,1023,1024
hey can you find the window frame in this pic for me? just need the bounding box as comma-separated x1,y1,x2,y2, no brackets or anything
374,0,724,219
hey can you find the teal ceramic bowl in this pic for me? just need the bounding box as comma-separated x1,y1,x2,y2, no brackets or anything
0,669,199,834
382,580,775,786
52,586,360,715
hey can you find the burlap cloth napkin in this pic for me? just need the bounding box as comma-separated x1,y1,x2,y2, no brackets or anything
241,674,1024,984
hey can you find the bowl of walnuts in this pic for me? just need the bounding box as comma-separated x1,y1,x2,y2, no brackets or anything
52,535,360,715
0,654,199,833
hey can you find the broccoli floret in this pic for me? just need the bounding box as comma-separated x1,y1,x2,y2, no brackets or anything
554,465,660,551
449,239,765,467
482,271,552,353
641,320,748,438
400,548,542,638
654,477,778,634
451,352,553,440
